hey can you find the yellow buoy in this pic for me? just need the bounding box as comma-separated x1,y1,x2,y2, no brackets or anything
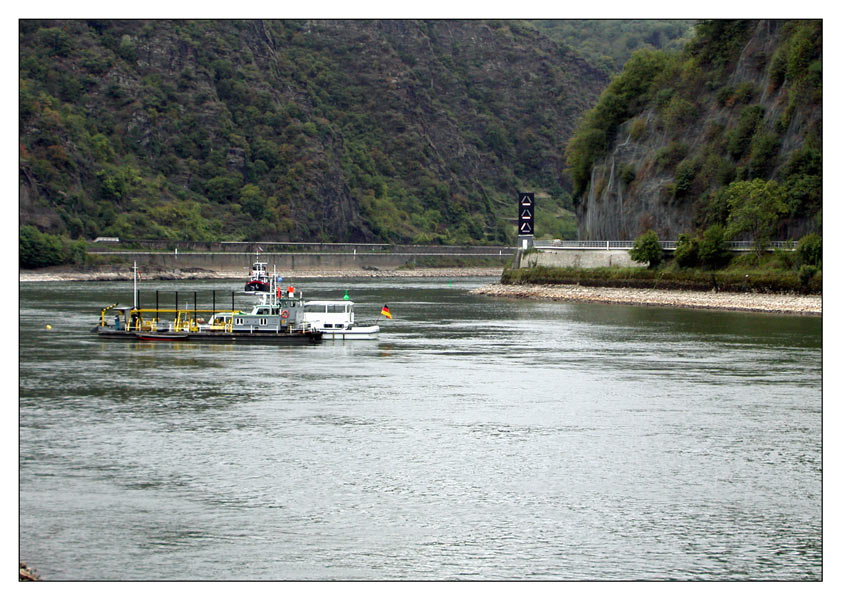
45,324,52,330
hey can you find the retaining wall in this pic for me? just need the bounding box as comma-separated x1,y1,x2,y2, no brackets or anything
522,249,645,269
88,249,513,272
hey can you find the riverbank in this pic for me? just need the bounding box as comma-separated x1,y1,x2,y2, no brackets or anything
472,283,822,315
19,265,505,282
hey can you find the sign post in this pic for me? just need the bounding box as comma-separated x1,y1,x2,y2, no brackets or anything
518,192,535,249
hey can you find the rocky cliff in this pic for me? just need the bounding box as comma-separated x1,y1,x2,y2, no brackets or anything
571,20,821,241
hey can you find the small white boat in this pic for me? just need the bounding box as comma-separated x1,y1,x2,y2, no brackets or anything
302,300,380,340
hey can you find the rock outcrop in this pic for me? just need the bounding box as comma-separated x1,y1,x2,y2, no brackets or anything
575,20,821,241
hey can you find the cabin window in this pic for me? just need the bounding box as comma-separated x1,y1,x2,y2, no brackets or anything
324,324,333,328
235,318,244,325
257,308,269,315
327,304,345,313
259,318,268,325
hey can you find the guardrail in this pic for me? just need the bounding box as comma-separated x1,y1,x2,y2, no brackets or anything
90,240,515,255
532,240,795,252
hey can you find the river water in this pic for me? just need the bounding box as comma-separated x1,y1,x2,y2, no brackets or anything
18,277,822,581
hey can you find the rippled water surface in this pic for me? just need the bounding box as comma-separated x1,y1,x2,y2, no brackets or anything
19,277,822,580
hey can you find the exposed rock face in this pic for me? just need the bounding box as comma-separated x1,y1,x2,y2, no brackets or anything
576,20,821,241
580,109,678,239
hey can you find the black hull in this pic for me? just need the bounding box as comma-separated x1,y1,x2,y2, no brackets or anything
135,332,190,341
244,281,271,292
94,326,322,344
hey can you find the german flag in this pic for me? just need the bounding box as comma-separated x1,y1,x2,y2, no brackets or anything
381,305,393,319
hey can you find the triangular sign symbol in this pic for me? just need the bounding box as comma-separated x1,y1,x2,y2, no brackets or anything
520,222,532,233
521,209,532,218
520,197,532,206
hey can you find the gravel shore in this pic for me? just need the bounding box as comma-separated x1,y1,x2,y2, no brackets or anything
471,283,822,315
19,266,504,282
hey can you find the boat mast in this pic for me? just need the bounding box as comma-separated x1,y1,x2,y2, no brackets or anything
133,261,138,308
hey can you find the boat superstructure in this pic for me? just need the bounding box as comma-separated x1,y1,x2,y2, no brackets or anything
302,300,380,340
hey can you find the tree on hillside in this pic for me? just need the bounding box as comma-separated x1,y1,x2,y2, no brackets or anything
629,229,663,268
722,179,788,256
697,224,731,269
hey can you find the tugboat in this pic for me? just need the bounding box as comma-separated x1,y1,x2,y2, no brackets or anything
93,263,322,344
244,257,271,293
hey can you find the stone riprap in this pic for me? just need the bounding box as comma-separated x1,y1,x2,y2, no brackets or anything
471,283,821,315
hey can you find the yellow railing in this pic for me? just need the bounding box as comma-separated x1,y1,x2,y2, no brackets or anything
101,307,236,333
99,304,117,326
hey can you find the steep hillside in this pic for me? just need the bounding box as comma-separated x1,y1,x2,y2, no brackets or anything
566,19,821,241
525,20,695,75
19,19,607,245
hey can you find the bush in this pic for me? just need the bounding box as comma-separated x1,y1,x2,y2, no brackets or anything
629,230,663,268
673,159,698,199
723,179,788,256
697,224,731,269
748,132,781,178
618,163,636,185
629,118,646,141
662,96,698,129
798,264,819,289
20,225,67,268
726,105,765,159
655,141,688,171
674,233,700,268
796,233,822,267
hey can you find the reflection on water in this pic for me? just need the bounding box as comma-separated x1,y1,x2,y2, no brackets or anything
19,278,821,580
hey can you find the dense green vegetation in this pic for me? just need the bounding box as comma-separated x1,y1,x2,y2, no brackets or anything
503,242,822,294
21,18,822,284
502,264,821,294
20,19,612,264
19,225,88,268
564,19,822,245
525,20,695,75
565,47,678,197
508,227,822,294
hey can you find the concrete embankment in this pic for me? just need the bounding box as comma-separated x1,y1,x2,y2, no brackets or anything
19,266,505,282
472,283,822,315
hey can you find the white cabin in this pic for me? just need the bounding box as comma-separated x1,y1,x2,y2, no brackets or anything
303,300,379,339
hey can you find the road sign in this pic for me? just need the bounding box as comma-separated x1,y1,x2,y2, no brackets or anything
518,192,535,236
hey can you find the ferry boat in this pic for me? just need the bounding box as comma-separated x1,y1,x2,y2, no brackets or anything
302,300,380,340
93,263,322,344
